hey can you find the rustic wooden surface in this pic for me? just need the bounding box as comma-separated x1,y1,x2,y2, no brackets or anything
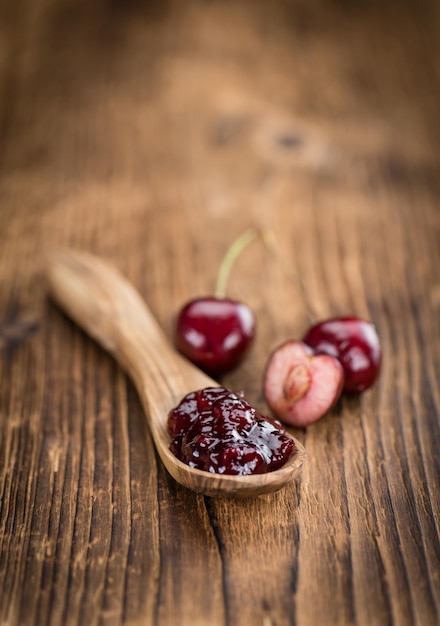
1,0,440,625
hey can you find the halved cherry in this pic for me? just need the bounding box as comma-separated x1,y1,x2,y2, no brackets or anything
263,340,344,427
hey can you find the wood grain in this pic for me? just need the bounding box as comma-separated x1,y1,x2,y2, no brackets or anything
1,0,439,624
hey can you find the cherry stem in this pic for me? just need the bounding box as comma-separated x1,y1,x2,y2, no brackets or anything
213,226,316,322
214,227,260,299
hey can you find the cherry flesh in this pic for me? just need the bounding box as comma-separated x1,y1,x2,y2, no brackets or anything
168,387,295,475
175,298,255,376
264,341,344,427
302,316,381,393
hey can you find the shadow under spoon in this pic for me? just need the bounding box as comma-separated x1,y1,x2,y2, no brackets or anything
47,250,305,497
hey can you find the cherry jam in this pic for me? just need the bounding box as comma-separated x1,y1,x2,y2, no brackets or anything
168,387,295,475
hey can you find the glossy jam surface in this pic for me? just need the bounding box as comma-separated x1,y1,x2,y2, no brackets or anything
168,387,295,475
174,297,255,376
303,316,381,393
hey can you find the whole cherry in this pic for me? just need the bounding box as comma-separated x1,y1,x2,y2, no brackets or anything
174,229,258,377
302,316,381,393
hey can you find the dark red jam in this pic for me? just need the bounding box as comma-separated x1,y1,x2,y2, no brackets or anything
168,387,295,475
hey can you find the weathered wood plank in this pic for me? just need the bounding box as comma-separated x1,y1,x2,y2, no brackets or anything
1,0,439,624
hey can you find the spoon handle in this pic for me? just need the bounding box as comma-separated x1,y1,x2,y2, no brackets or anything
47,250,306,497
47,250,215,427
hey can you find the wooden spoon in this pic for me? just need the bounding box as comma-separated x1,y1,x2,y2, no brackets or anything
47,250,306,497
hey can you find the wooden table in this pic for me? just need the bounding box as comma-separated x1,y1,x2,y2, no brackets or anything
1,1,439,624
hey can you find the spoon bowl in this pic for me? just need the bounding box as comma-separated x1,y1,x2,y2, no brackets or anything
47,250,305,497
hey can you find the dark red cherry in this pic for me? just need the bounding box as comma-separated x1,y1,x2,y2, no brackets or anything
174,297,255,376
302,316,381,393
174,228,262,376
